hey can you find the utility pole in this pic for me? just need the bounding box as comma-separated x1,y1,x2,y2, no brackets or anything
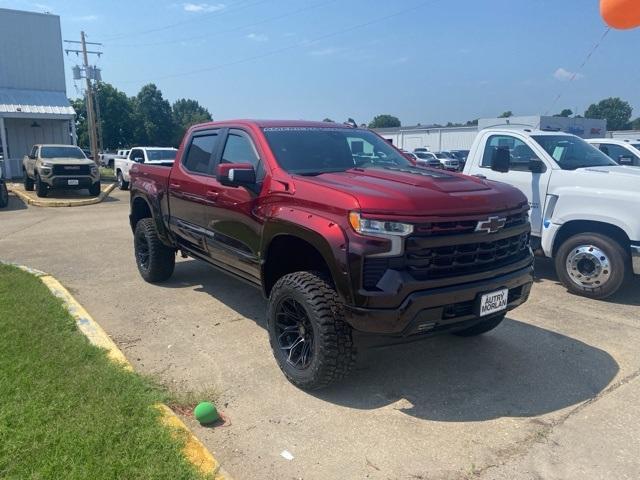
64,33,103,164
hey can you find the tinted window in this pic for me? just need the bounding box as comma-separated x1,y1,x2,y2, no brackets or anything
130,149,144,162
532,135,616,170
147,149,177,161
221,132,259,167
598,143,637,163
183,134,218,174
263,127,411,175
481,135,538,172
40,146,86,159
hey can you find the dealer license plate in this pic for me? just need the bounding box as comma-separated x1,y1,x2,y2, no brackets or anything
479,288,508,317
67,179,79,186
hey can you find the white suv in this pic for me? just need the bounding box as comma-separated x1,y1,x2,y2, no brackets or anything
115,147,177,190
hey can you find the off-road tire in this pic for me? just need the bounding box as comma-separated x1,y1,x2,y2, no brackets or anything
24,172,34,191
133,218,175,282
0,182,8,208
267,271,356,390
35,175,48,198
117,171,129,190
555,232,628,299
89,181,101,197
453,313,506,337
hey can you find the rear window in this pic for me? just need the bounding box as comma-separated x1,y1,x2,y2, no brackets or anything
146,149,176,161
41,146,86,159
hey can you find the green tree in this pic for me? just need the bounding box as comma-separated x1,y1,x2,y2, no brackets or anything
172,98,212,146
632,118,640,130
70,97,89,148
584,97,633,130
553,109,573,117
95,83,136,149
133,84,175,146
368,114,401,128
465,119,479,126
498,111,513,118
322,118,334,123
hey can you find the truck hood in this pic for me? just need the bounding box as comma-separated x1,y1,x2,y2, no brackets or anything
579,165,640,178
39,157,94,165
297,167,527,216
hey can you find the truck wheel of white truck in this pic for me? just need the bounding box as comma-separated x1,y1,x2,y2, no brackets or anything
117,171,129,190
555,232,628,299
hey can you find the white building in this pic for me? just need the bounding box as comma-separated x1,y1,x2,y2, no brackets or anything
0,8,75,178
375,115,608,152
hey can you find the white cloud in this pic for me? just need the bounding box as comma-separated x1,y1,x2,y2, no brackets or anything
183,3,225,13
247,32,268,42
553,67,584,82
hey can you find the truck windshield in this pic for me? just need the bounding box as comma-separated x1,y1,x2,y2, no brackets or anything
415,152,433,160
146,150,176,161
262,127,411,175
40,146,86,159
531,135,616,170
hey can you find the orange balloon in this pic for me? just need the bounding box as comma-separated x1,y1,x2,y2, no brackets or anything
601,0,640,29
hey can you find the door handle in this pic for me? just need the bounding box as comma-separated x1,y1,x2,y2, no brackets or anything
169,182,181,188
473,174,487,179
206,190,219,198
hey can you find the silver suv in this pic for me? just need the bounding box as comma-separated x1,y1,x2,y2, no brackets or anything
23,145,100,197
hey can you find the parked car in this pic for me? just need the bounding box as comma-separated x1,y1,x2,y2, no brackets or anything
413,147,430,154
449,149,470,170
434,152,459,170
114,147,177,190
129,120,533,390
414,151,442,168
586,138,640,167
100,149,129,169
22,144,101,197
0,162,8,208
463,128,640,299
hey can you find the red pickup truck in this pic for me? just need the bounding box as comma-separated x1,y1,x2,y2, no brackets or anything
129,120,533,389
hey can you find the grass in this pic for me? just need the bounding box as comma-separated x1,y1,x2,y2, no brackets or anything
100,167,115,181
0,265,209,480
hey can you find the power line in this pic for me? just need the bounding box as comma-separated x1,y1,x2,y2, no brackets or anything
541,27,611,118
120,0,438,85
108,0,338,49
102,0,268,42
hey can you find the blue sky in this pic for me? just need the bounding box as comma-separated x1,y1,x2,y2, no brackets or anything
4,0,640,125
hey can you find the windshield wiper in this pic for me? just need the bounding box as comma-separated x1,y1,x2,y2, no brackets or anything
296,169,346,176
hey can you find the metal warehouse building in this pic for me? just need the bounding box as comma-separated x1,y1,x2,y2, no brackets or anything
375,115,608,152
0,8,75,179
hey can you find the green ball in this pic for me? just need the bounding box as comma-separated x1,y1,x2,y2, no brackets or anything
194,402,219,425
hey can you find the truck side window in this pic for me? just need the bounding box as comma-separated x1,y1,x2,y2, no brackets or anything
599,143,636,163
481,135,537,172
183,133,219,174
221,132,260,167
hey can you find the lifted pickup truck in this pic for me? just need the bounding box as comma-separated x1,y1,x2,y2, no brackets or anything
115,147,177,190
463,128,640,299
129,120,533,389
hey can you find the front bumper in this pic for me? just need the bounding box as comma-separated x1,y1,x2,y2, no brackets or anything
343,264,533,336
49,176,97,189
631,244,640,275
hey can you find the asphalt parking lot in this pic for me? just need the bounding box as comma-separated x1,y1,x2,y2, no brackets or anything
1,190,639,480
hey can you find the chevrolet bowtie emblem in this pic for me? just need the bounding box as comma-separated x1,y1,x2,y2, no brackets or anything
475,216,507,234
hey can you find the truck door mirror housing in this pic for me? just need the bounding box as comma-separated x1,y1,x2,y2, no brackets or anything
618,155,634,165
529,158,547,173
217,163,256,187
491,147,510,173
133,157,144,163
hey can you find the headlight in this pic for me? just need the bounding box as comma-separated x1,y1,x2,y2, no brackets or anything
91,165,98,175
39,161,53,168
348,212,413,237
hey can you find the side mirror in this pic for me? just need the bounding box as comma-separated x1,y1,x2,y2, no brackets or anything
217,162,256,187
619,155,634,165
528,158,547,173
491,147,510,173
133,157,144,163
29,154,36,160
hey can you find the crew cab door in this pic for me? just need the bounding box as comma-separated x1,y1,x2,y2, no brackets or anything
472,133,552,236
201,128,263,282
26,145,39,176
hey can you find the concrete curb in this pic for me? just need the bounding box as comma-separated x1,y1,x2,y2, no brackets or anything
7,182,117,207
3,262,231,480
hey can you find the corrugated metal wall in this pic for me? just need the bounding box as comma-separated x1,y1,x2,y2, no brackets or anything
0,8,66,92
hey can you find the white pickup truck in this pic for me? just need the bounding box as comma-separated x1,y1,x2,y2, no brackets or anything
463,128,640,299
114,147,177,190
